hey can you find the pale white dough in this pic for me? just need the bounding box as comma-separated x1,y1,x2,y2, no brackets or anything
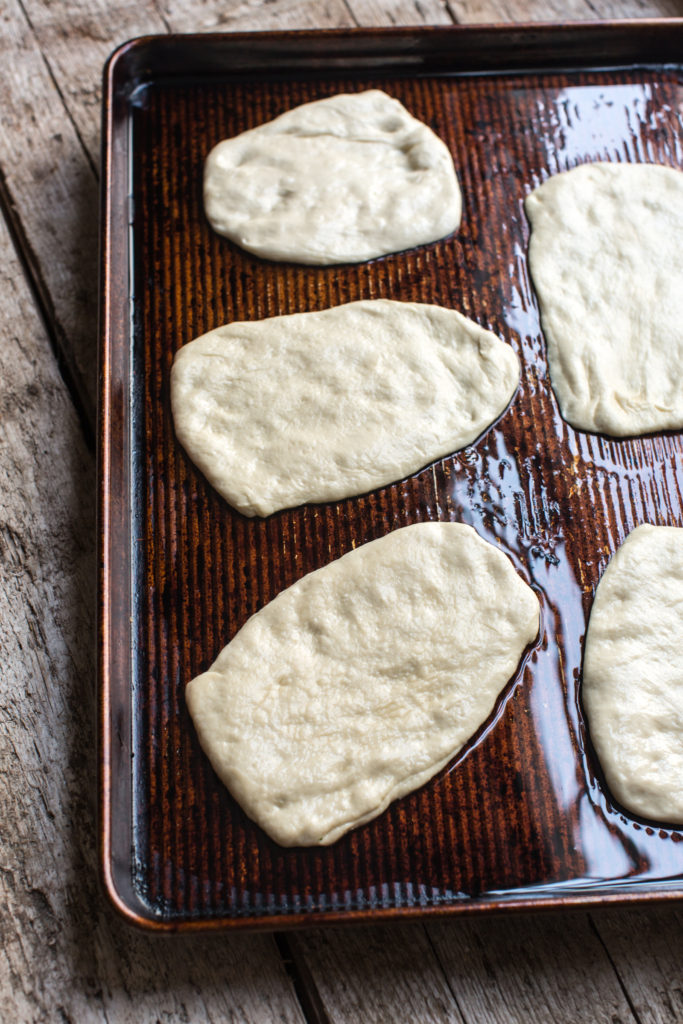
186,522,540,846
203,90,461,264
171,299,520,517
525,162,683,436
583,524,683,824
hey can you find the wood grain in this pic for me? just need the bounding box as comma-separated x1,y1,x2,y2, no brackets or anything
346,0,454,23
0,0,105,426
160,0,354,32
426,914,636,1024
590,907,683,1024
448,0,683,19
287,925,467,1023
19,0,167,168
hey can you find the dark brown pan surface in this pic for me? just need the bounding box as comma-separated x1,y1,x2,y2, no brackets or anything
100,25,683,929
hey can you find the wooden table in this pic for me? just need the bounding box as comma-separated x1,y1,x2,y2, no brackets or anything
2,1,683,1020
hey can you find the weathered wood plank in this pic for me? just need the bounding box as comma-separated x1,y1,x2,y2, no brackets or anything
447,0,683,22
448,0,590,19
0,211,306,1024
0,0,109,425
590,908,683,1024
19,0,168,168
159,0,354,33
345,0,454,24
426,914,638,1024
287,906,682,1024
287,924,467,1023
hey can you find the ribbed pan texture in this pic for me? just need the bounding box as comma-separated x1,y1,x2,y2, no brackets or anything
130,67,683,923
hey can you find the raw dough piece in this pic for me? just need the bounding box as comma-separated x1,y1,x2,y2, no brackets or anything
186,522,540,846
171,299,520,517
203,89,461,264
582,523,683,824
525,162,683,436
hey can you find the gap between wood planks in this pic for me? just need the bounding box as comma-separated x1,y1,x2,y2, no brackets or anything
0,169,95,450
17,0,99,179
588,915,644,1024
276,933,335,1024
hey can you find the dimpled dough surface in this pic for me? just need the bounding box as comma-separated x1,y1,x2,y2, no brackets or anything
203,89,461,264
525,162,683,436
171,300,520,517
186,522,540,846
583,524,683,824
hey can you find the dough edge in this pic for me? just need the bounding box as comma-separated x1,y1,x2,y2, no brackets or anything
186,522,541,846
203,89,462,264
582,522,683,825
171,299,521,517
525,162,683,437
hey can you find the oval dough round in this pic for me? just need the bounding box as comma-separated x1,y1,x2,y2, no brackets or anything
525,162,683,436
186,522,540,846
583,523,683,824
171,299,520,517
203,89,461,264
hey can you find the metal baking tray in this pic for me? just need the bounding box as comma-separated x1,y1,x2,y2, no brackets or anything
99,21,683,930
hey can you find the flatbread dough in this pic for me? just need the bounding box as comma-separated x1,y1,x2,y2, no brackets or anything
525,162,683,436
582,524,683,824
203,89,461,264
186,522,540,846
171,299,520,517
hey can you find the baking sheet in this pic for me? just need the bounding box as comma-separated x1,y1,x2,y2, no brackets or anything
99,23,683,930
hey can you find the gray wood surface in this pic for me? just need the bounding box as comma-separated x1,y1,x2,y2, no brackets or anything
1,1,682,1022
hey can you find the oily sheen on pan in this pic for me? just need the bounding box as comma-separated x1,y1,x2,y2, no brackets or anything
186,522,540,846
171,299,520,517
203,89,461,264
